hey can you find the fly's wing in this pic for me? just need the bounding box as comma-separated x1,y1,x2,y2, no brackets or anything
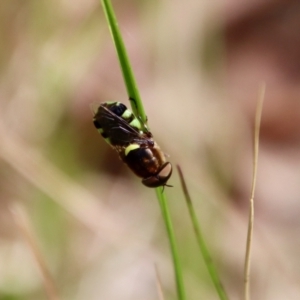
94,105,147,146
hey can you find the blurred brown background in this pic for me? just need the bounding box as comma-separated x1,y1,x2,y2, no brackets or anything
1,0,300,299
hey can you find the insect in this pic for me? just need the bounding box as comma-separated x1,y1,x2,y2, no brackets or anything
92,101,172,188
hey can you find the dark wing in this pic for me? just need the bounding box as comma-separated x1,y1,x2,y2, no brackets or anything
94,105,147,145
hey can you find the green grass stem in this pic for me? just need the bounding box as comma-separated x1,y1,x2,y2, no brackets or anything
156,187,186,300
177,165,229,300
99,1,186,299
100,0,146,124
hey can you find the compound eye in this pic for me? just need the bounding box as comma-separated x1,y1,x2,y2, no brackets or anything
142,176,160,188
142,162,172,188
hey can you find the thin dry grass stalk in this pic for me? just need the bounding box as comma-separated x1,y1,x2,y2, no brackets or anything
243,83,265,300
154,264,166,300
10,203,60,300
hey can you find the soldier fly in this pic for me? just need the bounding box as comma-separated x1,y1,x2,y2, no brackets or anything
92,101,172,188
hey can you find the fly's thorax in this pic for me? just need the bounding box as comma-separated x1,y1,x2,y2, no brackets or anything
123,142,167,179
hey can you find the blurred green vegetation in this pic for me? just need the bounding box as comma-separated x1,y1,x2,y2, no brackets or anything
1,0,299,300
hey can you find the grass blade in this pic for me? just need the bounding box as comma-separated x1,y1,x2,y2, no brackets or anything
156,188,186,300
100,0,146,123
99,1,186,299
177,165,229,300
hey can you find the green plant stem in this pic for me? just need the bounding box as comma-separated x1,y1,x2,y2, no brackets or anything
156,188,186,300
100,0,147,123
177,166,229,300
99,1,186,299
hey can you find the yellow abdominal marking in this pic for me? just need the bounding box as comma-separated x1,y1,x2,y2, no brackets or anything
121,110,132,119
125,144,140,156
129,118,141,129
